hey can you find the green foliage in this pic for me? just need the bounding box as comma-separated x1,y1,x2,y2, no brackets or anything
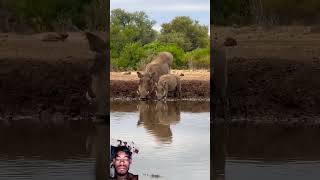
117,43,146,70
110,9,157,58
0,0,106,32
184,48,210,69
159,16,209,51
109,10,210,70
211,0,320,25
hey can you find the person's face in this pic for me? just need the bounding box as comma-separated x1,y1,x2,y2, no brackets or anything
113,151,132,176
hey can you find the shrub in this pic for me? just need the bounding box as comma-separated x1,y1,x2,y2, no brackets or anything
117,42,146,70
184,48,210,69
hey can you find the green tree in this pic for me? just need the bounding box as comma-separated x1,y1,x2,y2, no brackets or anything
110,8,157,58
3,0,95,32
117,42,146,70
159,16,209,51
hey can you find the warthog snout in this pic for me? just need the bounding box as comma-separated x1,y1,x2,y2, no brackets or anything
137,89,150,100
137,71,155,100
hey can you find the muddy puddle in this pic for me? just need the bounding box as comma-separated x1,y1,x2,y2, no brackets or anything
110,100,210,180
213,125,320,180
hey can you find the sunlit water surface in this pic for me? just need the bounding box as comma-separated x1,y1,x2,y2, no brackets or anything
111,101,210,180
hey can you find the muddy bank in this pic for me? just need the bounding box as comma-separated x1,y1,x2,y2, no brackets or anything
213,26,320,120
110,79,210,99
228,57,320,119
0,58,94,118
110,100,210,112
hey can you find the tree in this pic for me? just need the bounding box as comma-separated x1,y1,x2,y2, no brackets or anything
159,16,209,51
117,42,146,70
110,8,157,58
2,0,94,32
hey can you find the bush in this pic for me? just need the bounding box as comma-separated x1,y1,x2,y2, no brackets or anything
117,43,146,70
184,48,210,69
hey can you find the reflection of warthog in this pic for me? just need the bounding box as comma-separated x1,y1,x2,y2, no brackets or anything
137,52,173,100
156,74,181,100
85,32,108,120
137,101,181,143
212,44,228,119
155,101,180,126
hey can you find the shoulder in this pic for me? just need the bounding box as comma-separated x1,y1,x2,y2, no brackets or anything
128,173,139,180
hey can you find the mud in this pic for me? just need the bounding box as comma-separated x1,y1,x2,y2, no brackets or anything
110,80,209,99
228,57,320,118
0,58,94,117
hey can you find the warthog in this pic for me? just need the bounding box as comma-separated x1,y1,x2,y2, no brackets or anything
155,74,181,100
85,32,108,120
151,51,173,69
212,43,228,119
137,52,173,100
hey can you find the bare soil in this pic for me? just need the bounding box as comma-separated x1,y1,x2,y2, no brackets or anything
0,32,95,118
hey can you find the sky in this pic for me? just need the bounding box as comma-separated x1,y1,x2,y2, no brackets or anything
110,0,210,33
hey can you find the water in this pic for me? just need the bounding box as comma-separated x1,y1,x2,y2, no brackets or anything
110,101,210,180
0,120,102,180
213,126,320,180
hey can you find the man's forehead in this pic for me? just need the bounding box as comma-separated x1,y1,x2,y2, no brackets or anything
116,151,129,158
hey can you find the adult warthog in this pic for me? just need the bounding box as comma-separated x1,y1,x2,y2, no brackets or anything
85,32,108,121
137,52,173,100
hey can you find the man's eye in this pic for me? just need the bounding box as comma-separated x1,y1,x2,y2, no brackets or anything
116,158,129,162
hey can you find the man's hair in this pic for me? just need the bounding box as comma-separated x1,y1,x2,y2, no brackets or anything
113,146,132,159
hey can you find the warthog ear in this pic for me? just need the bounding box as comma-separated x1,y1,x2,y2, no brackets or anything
137,72,143,78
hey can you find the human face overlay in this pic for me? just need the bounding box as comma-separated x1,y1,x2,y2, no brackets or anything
113,151,132,176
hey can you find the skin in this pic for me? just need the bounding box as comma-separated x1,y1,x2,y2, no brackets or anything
113,151,132,179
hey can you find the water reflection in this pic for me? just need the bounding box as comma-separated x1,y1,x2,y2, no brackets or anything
0,119,96,180
213,125,320,180
0,117,113,180
91,124,109,180
137,101,181,143
111,101,210,180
